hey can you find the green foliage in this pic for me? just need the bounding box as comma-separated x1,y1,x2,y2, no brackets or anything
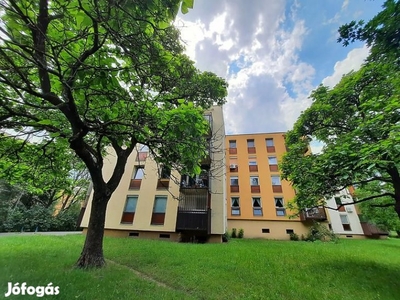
357,182,400,233
238,228,244,238
231,228,237,238
0,0,227,266
281,1,400,219
289,232,299,241
338,0,400,65
302,222,338,243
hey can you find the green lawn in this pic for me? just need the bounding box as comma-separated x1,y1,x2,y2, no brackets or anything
0,235,399,299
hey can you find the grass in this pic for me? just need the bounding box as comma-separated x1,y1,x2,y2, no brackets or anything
1,235,400,299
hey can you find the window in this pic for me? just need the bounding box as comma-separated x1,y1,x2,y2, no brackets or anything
275,197,286,216
268,156,278,165
230,176,239,186
229,140,237,148
249,159,258,171
160,166,171,179
335,196,345,211
134,167,145,179
271,175,281,185
151,196,167,225
252,197,262,216
231,197,240,215
130,167,144,189
266,138,275,153
121,196,138,223
247,139,256,153
340,214,351,231
286,229,294,234
129,232,139,237
157,166,170,189
159,234,170,239
335,197,342,205
250,176,259,186
262,228,270,233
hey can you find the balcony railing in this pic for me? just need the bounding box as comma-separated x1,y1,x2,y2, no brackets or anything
300,207,327,221
176,190,211,232
176,209,211,233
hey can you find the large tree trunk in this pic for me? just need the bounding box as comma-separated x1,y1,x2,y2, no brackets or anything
76,190,110,268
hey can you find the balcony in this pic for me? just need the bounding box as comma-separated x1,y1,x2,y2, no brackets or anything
300,207,327,221
180,172,209,193
176,190,211,233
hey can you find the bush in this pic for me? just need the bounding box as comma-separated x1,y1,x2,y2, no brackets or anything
238,228,244,238
289,232,299,241
222,232,230,242
304,222,338,243
231,228,237,238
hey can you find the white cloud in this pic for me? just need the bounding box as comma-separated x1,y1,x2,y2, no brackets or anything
177,1,370,135
322,45,369,88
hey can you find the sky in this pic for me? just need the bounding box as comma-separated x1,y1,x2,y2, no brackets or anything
175,0,385,147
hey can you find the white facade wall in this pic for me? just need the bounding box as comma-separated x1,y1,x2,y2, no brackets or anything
326,189,364,235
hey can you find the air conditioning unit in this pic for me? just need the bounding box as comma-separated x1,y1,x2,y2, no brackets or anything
229,164,237,169
346,207,353,213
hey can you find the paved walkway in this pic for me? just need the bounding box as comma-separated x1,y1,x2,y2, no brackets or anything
0,231,83,237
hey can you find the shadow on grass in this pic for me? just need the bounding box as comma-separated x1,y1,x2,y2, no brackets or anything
305,259,400,299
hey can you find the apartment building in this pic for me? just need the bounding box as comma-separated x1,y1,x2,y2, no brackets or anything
80,106,226,242
226,132,328,240
325,189,388,238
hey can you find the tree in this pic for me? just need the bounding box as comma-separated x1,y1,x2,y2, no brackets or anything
281,61,400,218
338,0,400,65
356,182,400,237
0,0,227,268
281,1,400,220
0,134,90,210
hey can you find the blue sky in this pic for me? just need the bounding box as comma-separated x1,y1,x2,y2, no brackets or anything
176,0,384,142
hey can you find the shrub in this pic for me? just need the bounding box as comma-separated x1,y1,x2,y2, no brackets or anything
238,228,244,238
222,232,230,242
289,232,299,241
304,222,338,243
231,228,237,238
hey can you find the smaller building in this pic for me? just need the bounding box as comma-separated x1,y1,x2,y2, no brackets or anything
325,188,388,239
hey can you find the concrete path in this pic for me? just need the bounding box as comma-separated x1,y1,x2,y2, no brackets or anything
0,231,83,237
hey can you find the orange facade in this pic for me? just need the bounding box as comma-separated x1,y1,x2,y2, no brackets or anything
226,132,299,222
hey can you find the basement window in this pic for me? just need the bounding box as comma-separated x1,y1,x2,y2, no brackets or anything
286,229,294,234
262,228,270,233
159,234,170,239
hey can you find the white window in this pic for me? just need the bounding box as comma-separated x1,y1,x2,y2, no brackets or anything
275,197,286,216
252,197,262,216
268,156,277,165
340,214,349,224
250,176,259,186
231,197,240,215
153,196,167,213
266,138,274,146
230,176,238,186
271,175,281,185
133,167,144,179
249,160,257,166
